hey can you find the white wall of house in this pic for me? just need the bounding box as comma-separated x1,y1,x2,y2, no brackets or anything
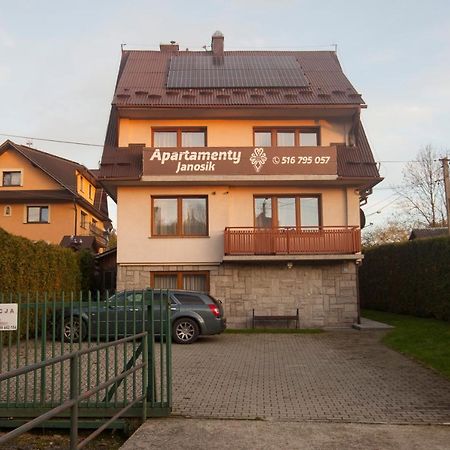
117,185,360,264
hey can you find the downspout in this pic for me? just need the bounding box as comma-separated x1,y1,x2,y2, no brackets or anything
355,260,361,325
73,199,78,236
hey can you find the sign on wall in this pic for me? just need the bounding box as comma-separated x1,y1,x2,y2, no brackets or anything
143,146,337,177
0,304,18,331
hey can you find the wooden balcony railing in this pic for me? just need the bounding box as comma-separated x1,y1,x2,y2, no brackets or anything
224,227,361,256
79,223,108,248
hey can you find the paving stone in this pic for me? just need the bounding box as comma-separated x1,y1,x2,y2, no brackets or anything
171,331,450,424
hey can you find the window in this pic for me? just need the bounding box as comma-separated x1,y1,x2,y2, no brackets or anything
174,293,205,305
4,205,12,217
80,211,88,228
27,206,49,223
153,128,206,148
254,131,272,147
2,171,21,186
88,184,94,200
277,131,295,147
79,176,84,192
151,272,209,292
299,131,318,146
253,128,320,147
152,196,208,236
254,195,320,228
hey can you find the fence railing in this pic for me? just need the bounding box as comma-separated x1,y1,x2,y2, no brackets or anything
0,333,147,450
224,226,361,255
0,290,172,434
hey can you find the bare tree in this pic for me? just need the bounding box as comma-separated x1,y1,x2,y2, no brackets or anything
362,215,413,249
398,145,446,227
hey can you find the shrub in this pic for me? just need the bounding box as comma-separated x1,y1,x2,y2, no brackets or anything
0,228,81,293
359,236,450,320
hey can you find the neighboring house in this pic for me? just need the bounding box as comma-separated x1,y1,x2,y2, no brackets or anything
409,228,448,240
98,32,382,328
0,140,111,252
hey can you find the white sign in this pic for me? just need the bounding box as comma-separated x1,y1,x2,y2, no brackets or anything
0,304,18,331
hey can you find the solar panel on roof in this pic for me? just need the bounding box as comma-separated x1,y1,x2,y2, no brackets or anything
167,55,309,88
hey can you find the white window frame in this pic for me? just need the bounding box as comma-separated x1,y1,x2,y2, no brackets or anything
1,169,23,187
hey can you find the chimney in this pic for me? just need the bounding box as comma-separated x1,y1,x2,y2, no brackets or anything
211,31,224,57
160,41,179,53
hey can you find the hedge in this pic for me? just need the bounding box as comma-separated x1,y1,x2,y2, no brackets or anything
0,227,81,293
360,236,450,320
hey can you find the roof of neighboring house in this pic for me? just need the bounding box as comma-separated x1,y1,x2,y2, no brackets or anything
60,235,98,252
0,140,110,222
113,50,364,108
95,246,117,260
409,228,448,240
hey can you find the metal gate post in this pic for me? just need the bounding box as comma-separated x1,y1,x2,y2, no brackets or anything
146,291,155,404
70,354,79,450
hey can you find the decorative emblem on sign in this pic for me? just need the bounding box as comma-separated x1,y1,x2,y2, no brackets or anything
250,148,267,173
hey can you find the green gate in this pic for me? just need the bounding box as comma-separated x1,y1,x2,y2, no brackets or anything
0,289,172,429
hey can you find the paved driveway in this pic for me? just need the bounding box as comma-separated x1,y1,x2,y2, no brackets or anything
171,330,450,424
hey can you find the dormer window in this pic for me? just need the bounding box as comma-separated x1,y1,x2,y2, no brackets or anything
2,171,21,186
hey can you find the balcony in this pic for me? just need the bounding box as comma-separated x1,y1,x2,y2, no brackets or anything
79,223,108,248
224,227,361,260
89,223,108,248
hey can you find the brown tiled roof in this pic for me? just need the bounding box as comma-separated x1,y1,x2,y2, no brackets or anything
409,228,448,240
0,140,110,221
60,235,98,252
113,50,363,108
99,40,381,192
0,190,74,202
337,122,380,180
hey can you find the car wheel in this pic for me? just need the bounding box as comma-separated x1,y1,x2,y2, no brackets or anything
172,318,199,344
62,316,86,342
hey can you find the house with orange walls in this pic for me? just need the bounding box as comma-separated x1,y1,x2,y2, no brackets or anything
0,140,111,252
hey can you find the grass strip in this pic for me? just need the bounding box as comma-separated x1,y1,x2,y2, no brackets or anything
363,309,450,380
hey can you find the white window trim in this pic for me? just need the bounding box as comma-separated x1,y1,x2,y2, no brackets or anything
1,169,24,187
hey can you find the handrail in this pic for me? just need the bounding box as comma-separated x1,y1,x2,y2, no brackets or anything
224,226,359,230
224,226,361,255
0,332,148,450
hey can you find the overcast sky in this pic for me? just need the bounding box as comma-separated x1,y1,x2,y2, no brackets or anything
1,0,450,227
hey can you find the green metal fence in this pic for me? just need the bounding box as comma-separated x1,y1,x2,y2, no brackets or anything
0,289,172,429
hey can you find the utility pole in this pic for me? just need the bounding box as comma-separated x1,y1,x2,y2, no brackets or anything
440,157,450,235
